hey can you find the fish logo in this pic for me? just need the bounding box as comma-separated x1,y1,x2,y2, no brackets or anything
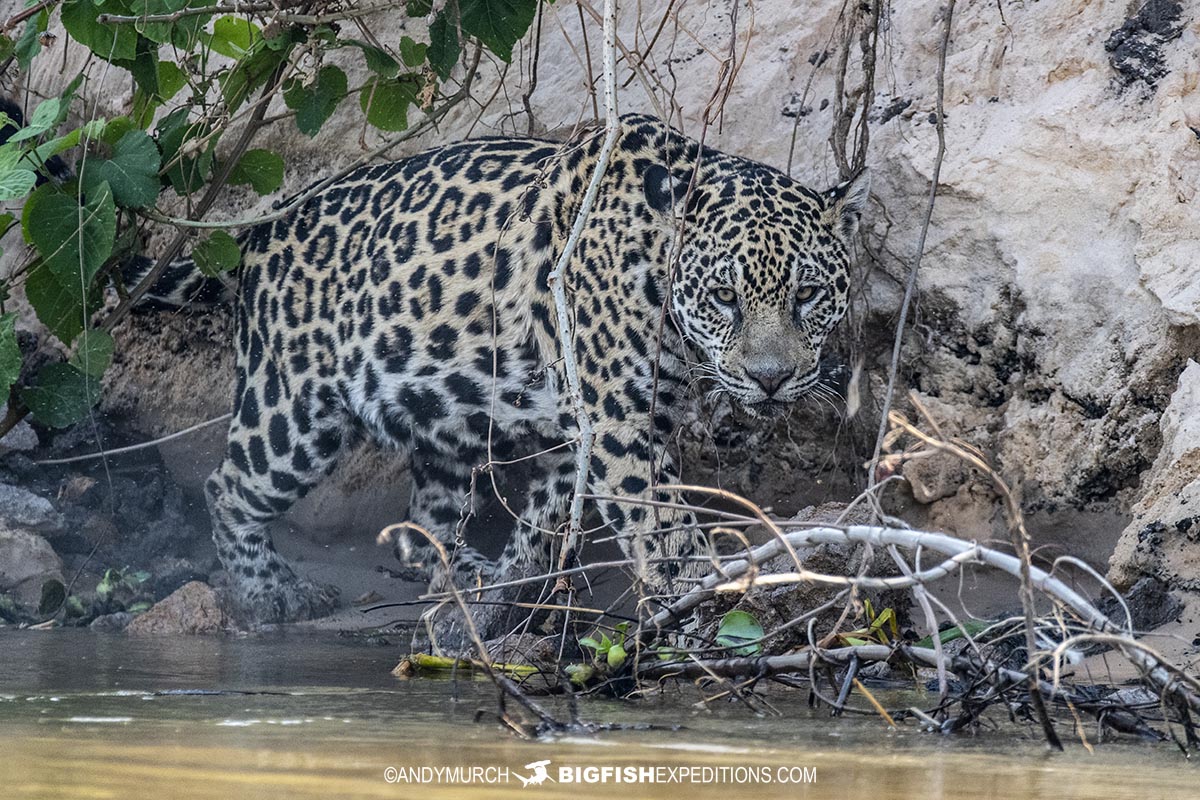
517,759,554,787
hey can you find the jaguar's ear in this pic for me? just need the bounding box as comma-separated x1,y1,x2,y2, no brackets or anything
643,163,690,215
823,169,870,241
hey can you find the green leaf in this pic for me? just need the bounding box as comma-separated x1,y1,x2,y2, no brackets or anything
15,10,49,72
156,108,214,194
64,595,87,619
284,65,347,137
61,0,139,62
69,329,114,377
0,211,14,237
20,362,101,428
101,117,137,146
460,0,537,63
7,97,61,143
23,261,96,344
578,636,600,651
169,9,211,51
156,60,187,101
95,569,119,601
80,130,161,209
193,230,241,276
346,39,400,78
60,73,86,108
566,664,594,686
427,12,460,80
399,36,428,68
25,183,116,287
118,41,162,100
133,0,190,45
262,21,297,51
914,618,994,649
653,645,686,662
208,15,260,59
606,642,626,671
0,33,14,63
229,148,283,195
359,75,420,132
220,43,286,110
0,144,20,174
715,610,765,656
0,313,22,397
23,120,102,170
0,168,36,201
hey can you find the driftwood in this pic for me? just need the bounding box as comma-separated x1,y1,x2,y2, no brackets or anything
646,522,1200,719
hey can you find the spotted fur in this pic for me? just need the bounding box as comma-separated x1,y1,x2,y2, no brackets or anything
144,114,868,629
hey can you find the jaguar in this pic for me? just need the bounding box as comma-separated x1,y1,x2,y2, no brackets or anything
137,113,868,633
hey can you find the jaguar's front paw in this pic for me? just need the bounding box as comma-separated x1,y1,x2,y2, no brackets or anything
235,574,340,626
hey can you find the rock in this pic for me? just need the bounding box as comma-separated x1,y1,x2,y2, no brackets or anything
58,475,97,503
1096,576,1182,634
0,405,38,454
90,611,134,632
1109,361,1200,594
148,556,210,600
485,633,563,666
1104,0,1185,89
352,590,384,606
0,526,64,609
902,452,968,505
791,501,879,527
125,581,229,635
0,483,63,531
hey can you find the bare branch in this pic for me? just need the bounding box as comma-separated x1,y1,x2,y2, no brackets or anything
549,0,619,575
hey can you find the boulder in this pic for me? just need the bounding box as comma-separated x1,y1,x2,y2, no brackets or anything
0,405,37,454
125,581,229,635
0,526,64,609
0,483,63,531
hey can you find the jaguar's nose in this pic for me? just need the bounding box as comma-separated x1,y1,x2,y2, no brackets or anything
745,365,795,397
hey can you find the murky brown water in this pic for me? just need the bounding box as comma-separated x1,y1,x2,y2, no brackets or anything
0,630,1195,799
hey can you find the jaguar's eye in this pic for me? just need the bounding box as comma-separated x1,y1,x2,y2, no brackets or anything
711,287,737,306
796,286,820,304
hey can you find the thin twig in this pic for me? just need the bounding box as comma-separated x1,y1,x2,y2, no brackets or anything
34,414,233,465
549,0,619,574
867,1,954,484
0,0,57,32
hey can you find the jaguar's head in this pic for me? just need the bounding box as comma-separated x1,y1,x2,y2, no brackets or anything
647,164,868,418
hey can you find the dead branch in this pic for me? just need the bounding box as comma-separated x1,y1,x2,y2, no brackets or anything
643,519,1200,720
549,0,619,574
868,1,955,482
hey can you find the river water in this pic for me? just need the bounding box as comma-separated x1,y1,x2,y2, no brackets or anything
0,630,1194,799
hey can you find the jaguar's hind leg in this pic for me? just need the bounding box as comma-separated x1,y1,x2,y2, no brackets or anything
206,382,346,624
392,457,497,587
478,445,576,641
388,454,500,648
